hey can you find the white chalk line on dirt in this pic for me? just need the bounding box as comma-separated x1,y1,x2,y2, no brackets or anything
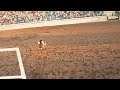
0,75,22,79
0,48,18,52
16,48,26,79
0,47,26,79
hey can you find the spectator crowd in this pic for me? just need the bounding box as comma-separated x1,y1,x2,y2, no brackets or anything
0,11,104,25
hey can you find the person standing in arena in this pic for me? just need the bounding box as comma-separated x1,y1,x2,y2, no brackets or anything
119,11,120,20
38,40,46,53
115,11,120,20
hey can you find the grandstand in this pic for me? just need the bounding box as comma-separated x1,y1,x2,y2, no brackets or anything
0,11,112,31
0,11,104,25
0,11,119,31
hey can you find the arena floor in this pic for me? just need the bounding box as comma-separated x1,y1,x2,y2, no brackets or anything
0,20,120,79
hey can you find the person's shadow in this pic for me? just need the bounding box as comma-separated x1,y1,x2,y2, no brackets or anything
38,49,47,60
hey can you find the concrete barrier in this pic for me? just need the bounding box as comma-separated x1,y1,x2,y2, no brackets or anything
108,16,118,20
0,16,107,31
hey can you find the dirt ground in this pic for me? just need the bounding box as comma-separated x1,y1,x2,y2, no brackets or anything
0,20,120,79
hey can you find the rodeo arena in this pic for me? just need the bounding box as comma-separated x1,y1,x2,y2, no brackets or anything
0,11,120,79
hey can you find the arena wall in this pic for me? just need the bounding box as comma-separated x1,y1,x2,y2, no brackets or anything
0,16,107,31
104,11,118,19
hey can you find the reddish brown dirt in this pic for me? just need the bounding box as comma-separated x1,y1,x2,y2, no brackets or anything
0,51,20,76
0,21,120,79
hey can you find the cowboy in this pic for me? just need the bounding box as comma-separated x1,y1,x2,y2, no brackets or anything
38,40,46,53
